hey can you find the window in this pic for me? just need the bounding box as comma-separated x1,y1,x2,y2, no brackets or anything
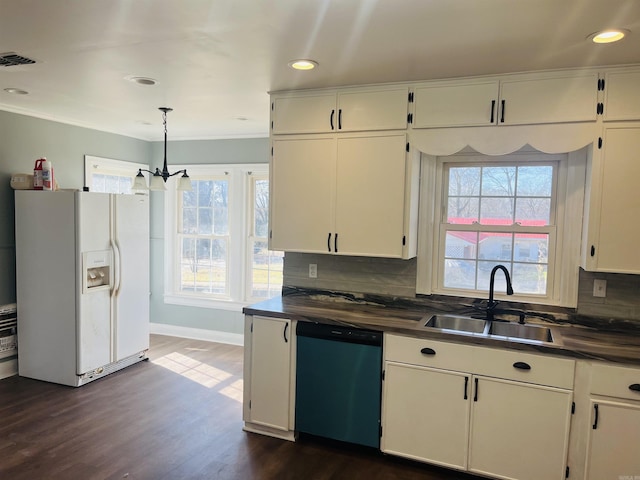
84,155,147,194
442,163,555,294
418,148,587,307
164,164,283,310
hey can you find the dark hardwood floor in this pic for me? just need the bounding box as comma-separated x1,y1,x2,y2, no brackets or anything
0,335,482,480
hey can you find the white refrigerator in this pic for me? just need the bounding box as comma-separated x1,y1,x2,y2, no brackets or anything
15,190,150,386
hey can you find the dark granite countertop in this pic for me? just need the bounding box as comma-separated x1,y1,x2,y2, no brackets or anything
243,289,640,367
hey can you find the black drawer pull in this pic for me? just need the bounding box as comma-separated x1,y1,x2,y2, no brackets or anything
283,323,289,343
513,361,531,370
630,384,640,392
593,404,599,429
330,109,335,130
464,376,469,400
327,233,332,252
500,99,506,123
420,347,436,355
490,100,496,123
474,377,479,402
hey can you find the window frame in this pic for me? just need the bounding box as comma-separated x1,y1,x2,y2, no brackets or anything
164,163,278,311
417,148,587,307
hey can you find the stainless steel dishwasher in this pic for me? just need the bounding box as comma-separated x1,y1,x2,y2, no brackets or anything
295,321,383,448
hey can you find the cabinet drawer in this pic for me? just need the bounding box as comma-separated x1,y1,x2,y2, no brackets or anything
384,334,476,372
472,346,575,389
591,363,640,401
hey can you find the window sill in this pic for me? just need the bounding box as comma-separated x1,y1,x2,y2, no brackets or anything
163,294,249,313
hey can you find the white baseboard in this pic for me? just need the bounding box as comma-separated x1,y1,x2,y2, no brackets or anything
0,357,18,380
150,323,244,346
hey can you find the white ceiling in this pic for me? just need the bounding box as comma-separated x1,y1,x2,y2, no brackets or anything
1,0,639,141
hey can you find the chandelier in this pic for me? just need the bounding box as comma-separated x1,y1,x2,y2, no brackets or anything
132,107,192,191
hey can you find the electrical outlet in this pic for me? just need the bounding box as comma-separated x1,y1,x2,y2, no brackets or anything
593,279,607,298
309,264,317,278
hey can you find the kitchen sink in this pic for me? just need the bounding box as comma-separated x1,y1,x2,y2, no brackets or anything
488,322,554,343
423,315,487,334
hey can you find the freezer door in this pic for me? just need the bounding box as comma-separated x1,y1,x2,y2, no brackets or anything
77,193,112,374
113,194,150,360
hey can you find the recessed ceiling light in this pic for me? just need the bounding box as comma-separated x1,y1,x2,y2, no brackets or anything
126,76,158,86
4,87,28,95
589,29,629,44
288,59,318,71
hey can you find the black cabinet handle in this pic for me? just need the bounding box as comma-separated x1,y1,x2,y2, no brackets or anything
334,233,338,253
420,347,436,355
500,99,506,123
592,404,599,429
490,100,496,123
591,245,595,257
474,378,479,402
464,376,469,400
327,233,332,252
283,323,289,343
630,384,640,392
338,109,342,129
513,361,531,370
330,109,335,130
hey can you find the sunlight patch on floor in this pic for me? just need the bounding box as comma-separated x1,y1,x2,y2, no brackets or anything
152,351,240,398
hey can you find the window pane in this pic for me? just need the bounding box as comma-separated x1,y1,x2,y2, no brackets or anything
515,233,549,263
447,197,479,224
182,207,196,234
180,237,196,292
480,197,514,224
198,181,213,207
478,232,512,262
445,231,478,259
183,189,197,207
444,259,476,289
512,263,547,294
477,261,510,291
481,166,516,196
92,174,106,192
449,167,481,196
515,198,551,225
105,175,119,193
198,208,213,235
254,179,269,237
516,166,553,197
251,240,284,298
213,181,229,235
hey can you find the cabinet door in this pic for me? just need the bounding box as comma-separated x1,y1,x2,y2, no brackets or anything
592,126,640,273
249,317,292,430
413,81,499,128
381,362,471,470
499,73,598,125
271,93,336,134
270,137,335,253
337,88,408,131
604,70,640,121
469,376,572,480
334,134,407,257
585,400,640,480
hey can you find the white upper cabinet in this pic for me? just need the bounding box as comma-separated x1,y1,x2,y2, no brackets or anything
271,86,408,134
412,72,599,128
498,73,599,125
270,133,418,259
603,69,640,121
413,81,500,128
584,124,640,274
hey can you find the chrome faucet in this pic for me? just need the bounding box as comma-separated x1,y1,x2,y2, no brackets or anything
486,265,514,321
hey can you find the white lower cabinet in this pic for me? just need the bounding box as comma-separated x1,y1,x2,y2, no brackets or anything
381,334,575,480
242,315,296,441
468,376,573,480
382,362,470,470
584,363,640,479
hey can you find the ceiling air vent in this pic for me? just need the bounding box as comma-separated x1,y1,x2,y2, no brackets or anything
0,52,36,67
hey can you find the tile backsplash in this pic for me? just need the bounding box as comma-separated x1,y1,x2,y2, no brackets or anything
283,253,640,322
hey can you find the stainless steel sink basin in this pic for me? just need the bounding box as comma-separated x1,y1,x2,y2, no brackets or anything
488,322,553,343
424,315,487,334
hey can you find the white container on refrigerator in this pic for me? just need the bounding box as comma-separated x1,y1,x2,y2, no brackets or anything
15,190,150,386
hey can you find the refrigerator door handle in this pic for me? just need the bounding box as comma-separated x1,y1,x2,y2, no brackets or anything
111,239,122,297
